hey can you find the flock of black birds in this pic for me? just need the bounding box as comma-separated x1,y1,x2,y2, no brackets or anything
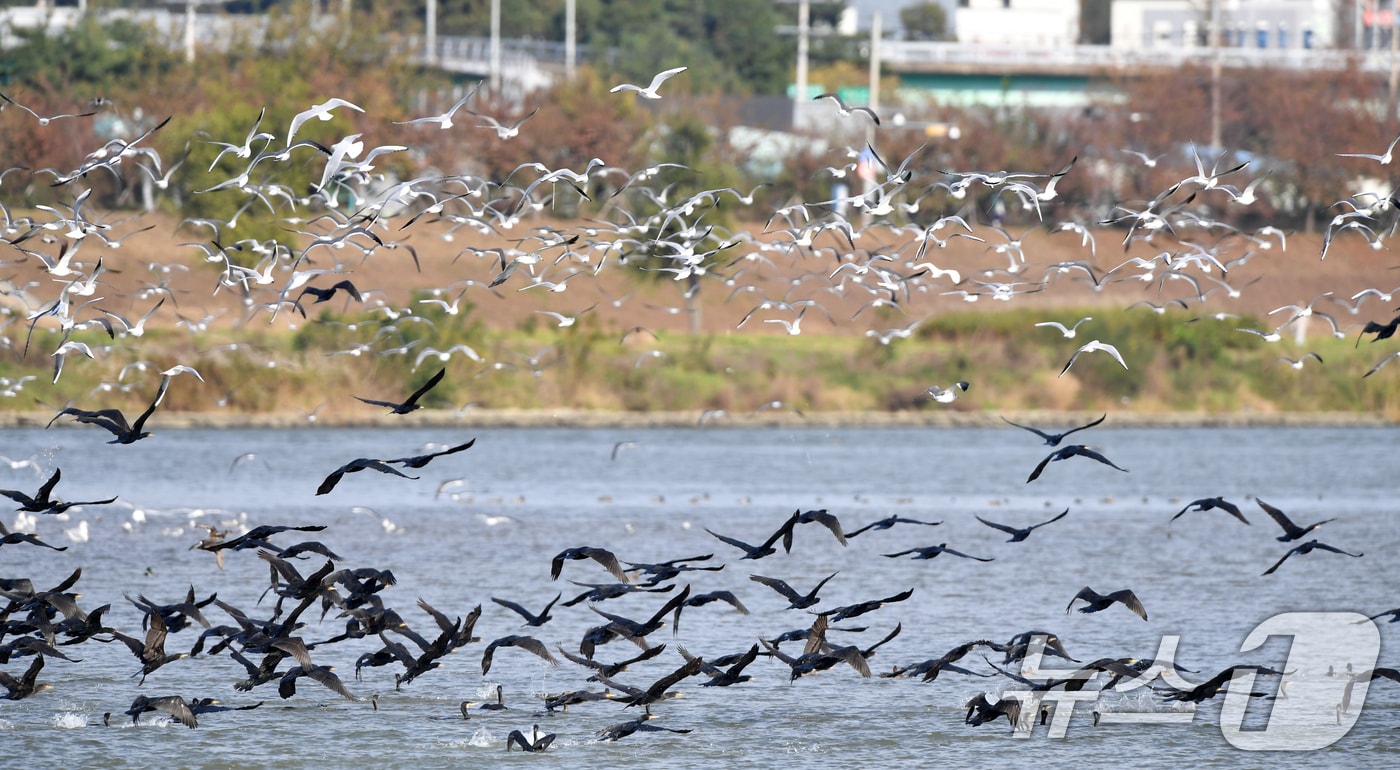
2,401,1393,749
0,70,1397,757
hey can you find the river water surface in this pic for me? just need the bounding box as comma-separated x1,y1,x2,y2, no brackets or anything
1,424,1396,767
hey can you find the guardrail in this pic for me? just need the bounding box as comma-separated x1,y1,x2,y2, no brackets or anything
881,40,1390,72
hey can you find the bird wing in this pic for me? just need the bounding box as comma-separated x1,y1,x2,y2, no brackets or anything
647,66,687,91
706,528,759,556
1254,499,1300,536
401,367,446,409
1059,414,1107,440
944,546,995,562
128,376,172,436
1218,499,1249,524
491,596,538,623
1057,348,1083,377
587,549,629,582
1111,589,1149,620
353,396,401,409
1026,451,1057,482
305,666,357,700
749,574,801,603
1070,445,1128,472
1067,586,1097,613
36,467,63,503
975,516,1019,536
314,468,348,497
1000,415,1054,442
1311,541,1363,558
1036,509,1071,528
154,696,199,728
810,510,848,544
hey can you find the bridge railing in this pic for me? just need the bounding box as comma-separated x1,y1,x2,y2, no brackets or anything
881,40,1388,72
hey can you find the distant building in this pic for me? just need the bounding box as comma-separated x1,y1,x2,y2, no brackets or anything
1110,0,1334,51
955,0,1079,46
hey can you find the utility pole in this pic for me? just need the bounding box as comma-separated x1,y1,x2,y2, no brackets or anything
794,0,809,130
425,0,437,65
867,12,881,145
490,0,502,94
566,0,577,79
184,0,196,63
1391,6,1398,116
1209,0,1221,149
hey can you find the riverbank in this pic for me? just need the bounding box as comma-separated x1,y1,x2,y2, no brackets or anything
14,407,1393,430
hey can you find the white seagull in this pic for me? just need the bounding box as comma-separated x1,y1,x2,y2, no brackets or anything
610,67,688,99
1337,133,1400,164
474,107,539,140
1034,317,1092,339
813,92,879,124
287,97,364,145
924,381,969,403
1059,340,1127,378
394,85,480,129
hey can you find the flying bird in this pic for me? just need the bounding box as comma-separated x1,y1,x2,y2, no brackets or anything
1255,499,1335,542
506,724,556,752
0,91,96,126
393,85,480,129
1066,586,1148,620
481,635,559,675
316,458,420,495
1001,413,1106,446
126,695,198,728
1337,133,1400,164
843,515,942,537
883,544,994,562
474,107,540,140
976,509,1069,542
551,547,628,583
0,654,51,700
1261,539,1363,575
1026,444,1127,482
387,439,476,469
492,593,561,627
1034,316,1093,338
355,367,445,414
46,374,175,444
0,468,116,514
1171,497,1249,525
749,572,838,610
287,97,364,145
924,381,969,403
813,92,880,124
1059,339,1127,377
610,67,687,99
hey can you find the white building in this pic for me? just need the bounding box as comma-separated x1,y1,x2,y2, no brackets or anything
1110,0,1335,51
954,0,1080,46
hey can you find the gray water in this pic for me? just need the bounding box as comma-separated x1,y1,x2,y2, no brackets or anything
1,424,1396,767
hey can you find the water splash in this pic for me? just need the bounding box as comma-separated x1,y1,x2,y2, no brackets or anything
51,712,90,729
